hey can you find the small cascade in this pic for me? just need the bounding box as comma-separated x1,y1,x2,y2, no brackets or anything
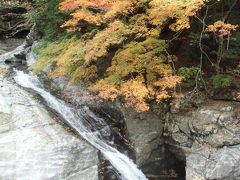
13,70,148,180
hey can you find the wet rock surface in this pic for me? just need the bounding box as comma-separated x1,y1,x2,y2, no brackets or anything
0,28,40,64
0,68,99,180
0,43,98,180
0,38,24,54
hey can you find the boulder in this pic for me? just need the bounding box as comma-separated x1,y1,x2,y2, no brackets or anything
0,27,40,64
120,104,168,165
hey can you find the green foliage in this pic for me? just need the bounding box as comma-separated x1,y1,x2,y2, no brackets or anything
108,38,170,85
177,67,200,88
32,38,75,73
182,0,240,73
211,74,233,89
31,37,95,83
30,0,71,41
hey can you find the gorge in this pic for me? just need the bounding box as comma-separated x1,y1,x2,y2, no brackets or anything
1,0,240,179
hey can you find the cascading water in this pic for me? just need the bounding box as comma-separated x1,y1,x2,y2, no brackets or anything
13,70,148,180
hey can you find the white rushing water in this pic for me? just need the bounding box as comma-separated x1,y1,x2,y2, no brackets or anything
13,70,148,180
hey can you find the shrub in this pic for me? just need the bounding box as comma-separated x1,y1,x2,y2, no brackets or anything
31,37,85,78
211,74,233,89
177,67,200,88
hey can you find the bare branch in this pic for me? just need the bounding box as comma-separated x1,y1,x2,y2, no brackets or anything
193,5,209,93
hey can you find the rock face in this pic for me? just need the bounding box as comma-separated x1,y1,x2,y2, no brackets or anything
186,144,240,180
0,38,24,55
120,104,168,166
0,65,98,179
165,102,240,180
0,27,39,64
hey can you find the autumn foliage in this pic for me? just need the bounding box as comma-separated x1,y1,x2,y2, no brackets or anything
59,0,135,31
206,21,238,37
90,38,183,111
34,0,209,111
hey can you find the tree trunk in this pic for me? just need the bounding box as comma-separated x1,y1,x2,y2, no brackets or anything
216,36,224,73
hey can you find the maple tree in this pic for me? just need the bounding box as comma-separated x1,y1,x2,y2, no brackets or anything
59,0,207,111
33,0,210,111
90,38,183,111
205,20,239,72
206,21,238,37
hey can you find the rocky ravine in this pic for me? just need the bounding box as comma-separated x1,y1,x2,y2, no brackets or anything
0,43,98,180
2,34,240,179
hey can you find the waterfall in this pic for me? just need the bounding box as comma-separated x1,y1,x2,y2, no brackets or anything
13,70,148,180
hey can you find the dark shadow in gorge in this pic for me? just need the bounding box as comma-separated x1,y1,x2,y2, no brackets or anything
141,145,186,180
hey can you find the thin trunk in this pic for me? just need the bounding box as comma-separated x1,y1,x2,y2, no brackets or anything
223,0,239,22
227,35,230,50
217,36,224,72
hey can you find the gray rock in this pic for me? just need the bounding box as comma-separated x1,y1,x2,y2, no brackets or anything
166,104,240,148
166,103,240,180
120,104,167,165
186,145,240,180
52,76,69,91
0,28,39,64
0,68,98,180
0,42,27,63
26,41,42,67
0,38,24,55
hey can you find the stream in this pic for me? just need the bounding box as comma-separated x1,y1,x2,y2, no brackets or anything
0,38,148,180
13,70,147,180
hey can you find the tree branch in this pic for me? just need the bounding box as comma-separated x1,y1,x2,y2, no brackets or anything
223,0,239,22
